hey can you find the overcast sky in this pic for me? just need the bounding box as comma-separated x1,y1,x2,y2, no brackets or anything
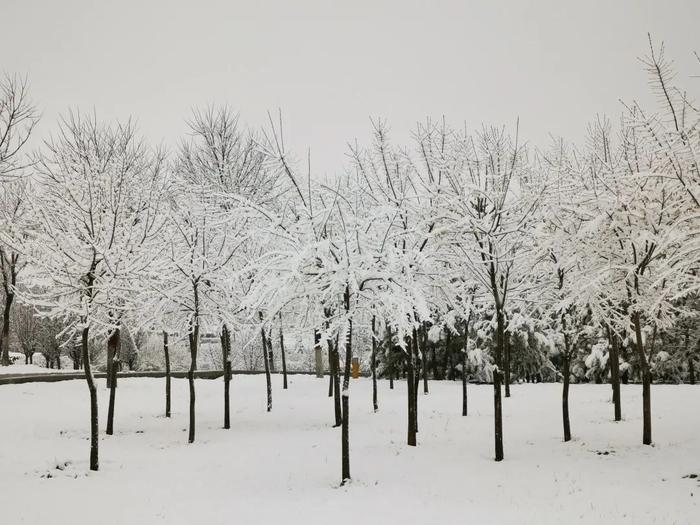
2,0,699,176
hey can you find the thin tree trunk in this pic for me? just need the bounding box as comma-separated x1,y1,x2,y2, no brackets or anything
163,331,171,418
341,290,352,485
330,337,342,427
462,350,468,416
106,325,120,435
632,312,652,445
494,308,505,461
412,329,420,433
260,321,272,413
82,326,99,471
493,367,503,461
0,291,14,366
386,323,394,390
407,331,417,447
268,328,275,373
328,345,334,397
445,329,452,380
188,323,199,443
371,316,378,412
421,324,428,394
607,327,622,422
504,330,511,398
221,324,231,429
279,314,288,389
561,314,572,441
562,352,571,442
462,318,470,417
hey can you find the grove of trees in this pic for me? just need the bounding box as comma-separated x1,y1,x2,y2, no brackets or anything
1,39,699,484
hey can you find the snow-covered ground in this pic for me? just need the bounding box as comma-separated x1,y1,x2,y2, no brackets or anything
0,363,74,375
1,376,698,524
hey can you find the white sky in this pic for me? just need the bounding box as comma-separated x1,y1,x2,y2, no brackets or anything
2,0,699,176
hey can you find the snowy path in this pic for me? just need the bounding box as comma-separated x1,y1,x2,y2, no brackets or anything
1,376,698,524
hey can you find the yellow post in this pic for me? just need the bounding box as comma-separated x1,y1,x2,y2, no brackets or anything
351,357,360,379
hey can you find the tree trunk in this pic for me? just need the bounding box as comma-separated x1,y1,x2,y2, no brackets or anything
445,329,452,380
412,329,420,433
260,323,272,413
330,337,342,427
106,325,120,436
371,316,378,412
268,328,275,373
328,345,334,397
188,322,199,443
421,324,429,394
562,352,571,442
493,308,505,461
462,318,470,417
279,314,288,389
462,351,468,416
608,327,622,422
386,323,394,390
221,324,231,429
0,291,14,366
340,309,352,485
163,331,171,418
504,331,511,398
632,312,652,445
493,367,503,461
407,332,417,447
82,326,99,471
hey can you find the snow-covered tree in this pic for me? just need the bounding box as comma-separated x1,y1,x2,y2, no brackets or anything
15,112,167,470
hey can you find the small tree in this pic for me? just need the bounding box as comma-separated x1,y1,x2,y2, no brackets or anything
17,112,165,470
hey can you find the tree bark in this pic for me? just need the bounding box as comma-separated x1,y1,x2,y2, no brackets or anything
279,314,288,389
340,300,352,485
106,325,120,436
412,329,420,433
371,316,378,412
560,313,572,441
462,350,468,416
632,312,652,445
330,337,342,427
607,327,622,422
445,329,452,380
163,331,171,418
221,324,231,429
462,318,470,417
327,345,334,397
386,323,394,390
188,321,199,443
82,326,99,471
0,290,14,366
407,331,417,447
493,367,503,461
421,324,429,394
493,307,505,461
260,321,272,413
504,330,511,398
562,352,571,442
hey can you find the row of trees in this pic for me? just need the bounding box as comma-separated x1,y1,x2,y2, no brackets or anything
1,39,699,483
